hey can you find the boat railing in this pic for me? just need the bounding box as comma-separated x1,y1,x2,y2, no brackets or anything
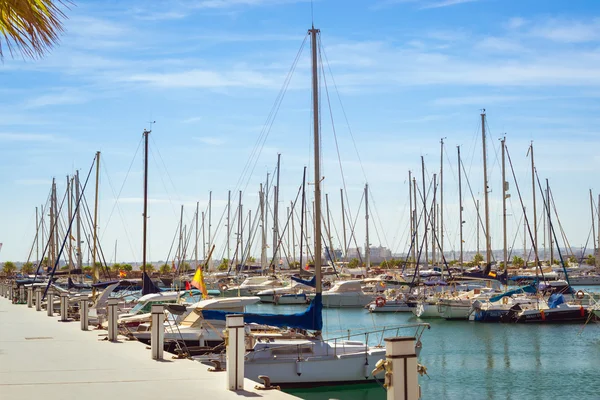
325,323,430,357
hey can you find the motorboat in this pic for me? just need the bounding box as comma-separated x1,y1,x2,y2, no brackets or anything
320,280,374,308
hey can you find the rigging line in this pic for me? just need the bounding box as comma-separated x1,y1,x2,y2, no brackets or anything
149,145,180,219
466,117,481,178
460,155,490,255
100,136,143,240
505,146,543,276
236,36,308,199
150,134,180,202
98,159,139,263
344,191,365,264
25,191,53,265
79,185,111,277
549,185,574,257
533,171,568,284
38,155,96,292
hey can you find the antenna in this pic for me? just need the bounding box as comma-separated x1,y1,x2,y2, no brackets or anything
311,0,314,26
146,120,156,133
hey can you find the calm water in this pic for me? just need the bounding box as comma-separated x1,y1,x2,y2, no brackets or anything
246,294,600,400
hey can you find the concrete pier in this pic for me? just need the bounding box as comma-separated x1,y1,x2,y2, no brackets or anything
0,296,298,400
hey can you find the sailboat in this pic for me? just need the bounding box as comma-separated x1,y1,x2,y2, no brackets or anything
194,26,428,387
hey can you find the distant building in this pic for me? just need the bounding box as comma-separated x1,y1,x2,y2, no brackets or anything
346,246,392,263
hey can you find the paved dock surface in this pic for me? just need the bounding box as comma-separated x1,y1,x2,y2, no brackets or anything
0,297,298,400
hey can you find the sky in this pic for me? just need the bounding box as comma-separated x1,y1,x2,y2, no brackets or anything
1,0,600,265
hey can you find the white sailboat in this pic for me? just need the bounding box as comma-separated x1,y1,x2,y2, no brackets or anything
195,26,428,387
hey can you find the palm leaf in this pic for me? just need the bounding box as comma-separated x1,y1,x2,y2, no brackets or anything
0,0,69,60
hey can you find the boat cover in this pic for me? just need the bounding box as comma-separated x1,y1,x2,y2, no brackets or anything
201,293,323,331
548,293,565,309
291,275,316,288
489,284,537,303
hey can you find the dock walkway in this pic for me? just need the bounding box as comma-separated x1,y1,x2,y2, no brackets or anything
0,297,298,400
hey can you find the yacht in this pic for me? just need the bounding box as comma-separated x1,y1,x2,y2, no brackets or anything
320,280,374,308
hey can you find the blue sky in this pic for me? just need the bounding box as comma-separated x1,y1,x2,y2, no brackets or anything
1,0,600,264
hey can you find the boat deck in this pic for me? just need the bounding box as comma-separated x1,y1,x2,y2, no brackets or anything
0,297,298,400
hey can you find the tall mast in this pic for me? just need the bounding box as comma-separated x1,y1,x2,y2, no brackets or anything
413,178,419,267
309,26,322,295
458,146,464,271
273,153,281,265
408,171,415,263
421,156,428,267
202,211,206,261
590,190,596,265
432,174,437,267
76,170,82,272
227,190,231,262
547,179,553,264
501,138,508,281
597,194,600,269
260,184,267,270
67,176,73,271
440,138,444,269
529,143,540,266
481,111,492,269
179,205,184,268
195,202,199,269
208,191,212,254
291,201,296,264
287,206,291,265
49,179,55,270
92,151,100,284
524,207,527,262
340,189,347,262
476,200,480,255
142,129,150,285
41,204,45,269
35,206,39,265
238,190,243,271
326,194,335,263
299,167,307,270
364,184,370,271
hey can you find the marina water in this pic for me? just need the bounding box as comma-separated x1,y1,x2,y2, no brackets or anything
246,289,600,400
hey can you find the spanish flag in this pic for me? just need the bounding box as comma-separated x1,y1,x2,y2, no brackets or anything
191,266,208,299
488,271,497,278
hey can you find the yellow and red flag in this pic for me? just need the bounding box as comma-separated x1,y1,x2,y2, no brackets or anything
191,266,208,299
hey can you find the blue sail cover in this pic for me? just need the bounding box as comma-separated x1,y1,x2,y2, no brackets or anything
291,275,316,288
548,293,565,308
68,277,91,290
201,293,323,331
489,284,537,303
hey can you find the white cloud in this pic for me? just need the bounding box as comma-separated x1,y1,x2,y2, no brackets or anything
529,18,600,43
182,117,203,124
126,69,279,89
23,90,88,109
195,136,225,146
420,0,479,9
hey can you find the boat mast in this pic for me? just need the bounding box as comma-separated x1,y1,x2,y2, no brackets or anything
67,175,73,272
195,202,199,269
227,190,231,262
340,189,347,262
179,205,184,268
597,194,600,269
142,129,150,289
92,151,100,284
421,156,428,267
326,194,335,263
547,179,553,264
364,184,370,271
481,111,492,272
590,190,596,265
440,138,444,271
432,174,436,267
299,167,307,271
202,211,206,261
413,178,418,268
238,190,243,272
208,191,212,260
408,171,415,263
291,200,296,264
260,184,267,270
309,26,322,295
273,153,281,266
501,137,508,285
529,143,540,267
76,170,82,273
49,179,55,271
458,146,464,272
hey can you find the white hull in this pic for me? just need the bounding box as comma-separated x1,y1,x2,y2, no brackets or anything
244,348,386,385
437,300,472,320
368,301,414,313
568,275,600,285
413,302,441,318
276,294,308,305
321,292,374,308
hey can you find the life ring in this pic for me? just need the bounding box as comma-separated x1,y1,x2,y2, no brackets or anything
576,290,585,300
219,284,228,291
502,296,509,305
375,297,386,307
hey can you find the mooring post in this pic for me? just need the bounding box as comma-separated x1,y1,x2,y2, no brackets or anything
9,284,13,302
27,286,33,308
151,304,165,360
19,285,25,304
47,292,54,316
226,314,245,391
80,299,89,331
60,292,69,321
1,283,4,297
385,337,420,400
35,288,42,311
107,298,118,341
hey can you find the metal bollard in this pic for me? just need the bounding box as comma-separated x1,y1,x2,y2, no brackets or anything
1,283,4,297
60,293,69,321
151,304,165,360
384,337,420,400
35,288,42,311
107,298,119,341
80,299,89,331
226,314,245,391
19,286,24,304
9,285,13,302
47,292,54,316
27,287,33,308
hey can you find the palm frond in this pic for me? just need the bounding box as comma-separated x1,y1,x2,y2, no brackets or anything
0,0,70,60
